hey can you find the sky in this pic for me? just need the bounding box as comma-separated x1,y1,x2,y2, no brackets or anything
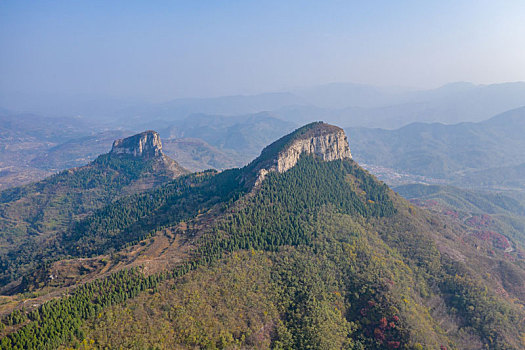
1,0,525,103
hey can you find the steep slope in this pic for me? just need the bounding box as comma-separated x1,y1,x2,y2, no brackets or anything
0,131,188,288
1,123,524,349
244,121,351,185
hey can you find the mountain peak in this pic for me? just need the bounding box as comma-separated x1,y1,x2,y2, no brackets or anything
111,130,163,159
246,122,352,185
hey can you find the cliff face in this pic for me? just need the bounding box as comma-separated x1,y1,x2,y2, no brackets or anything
108,130,188,180
248,122,352,185
111,131,163,159
273,128,351,173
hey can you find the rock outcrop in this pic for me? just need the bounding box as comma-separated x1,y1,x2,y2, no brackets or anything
111,130,163,159
247,122,352,186
109,130,189,181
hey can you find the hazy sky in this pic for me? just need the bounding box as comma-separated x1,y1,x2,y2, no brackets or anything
1,0,525,101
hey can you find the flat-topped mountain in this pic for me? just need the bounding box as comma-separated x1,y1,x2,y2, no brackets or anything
110,130,163,159
0,131,188,288
2,123,525,349
246,121,352,184
105,130,187,180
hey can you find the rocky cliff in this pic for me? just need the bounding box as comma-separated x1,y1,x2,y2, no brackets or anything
111,130,163,159
247,122,352,185
109,130,188,180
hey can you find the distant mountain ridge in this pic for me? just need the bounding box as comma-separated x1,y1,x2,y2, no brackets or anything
3,80,525,189
3,100,525,192
29,130,132,171
113,81,525,129
155,112,296,159
347,106,525,190
6,81,525,129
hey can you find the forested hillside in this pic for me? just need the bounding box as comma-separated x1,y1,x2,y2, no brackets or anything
0,132,187,290
1,123,524,349
395,183,525,259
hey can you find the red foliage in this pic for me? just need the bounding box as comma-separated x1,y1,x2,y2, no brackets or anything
374,328,385,341
466,214,493,228
392,315,399,322
472,230,510,250
379,317,388,329
440,346,448,350
389,321,396,329
387,341,401,349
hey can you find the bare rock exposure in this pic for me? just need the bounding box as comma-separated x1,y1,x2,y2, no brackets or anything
248,122,352,185
111,130,163,159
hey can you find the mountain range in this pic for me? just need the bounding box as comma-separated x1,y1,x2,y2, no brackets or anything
5,103,525,194
348,106,525,190
0,109,295,188
96,81,525,129
4,81,525,129
0,123,524,349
